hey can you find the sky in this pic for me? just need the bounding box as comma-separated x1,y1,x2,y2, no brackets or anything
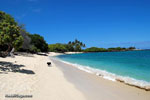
0,0,150,49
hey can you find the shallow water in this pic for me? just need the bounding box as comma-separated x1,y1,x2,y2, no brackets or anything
56,50,150,87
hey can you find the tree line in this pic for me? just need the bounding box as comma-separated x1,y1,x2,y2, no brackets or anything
0,11,136,57
0,11,48,57
48,39,86,53
84,47,136,52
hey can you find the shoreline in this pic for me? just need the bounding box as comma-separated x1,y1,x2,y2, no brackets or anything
56,58,150,91
49,52,150,91
51,57,150,100
48,52,83,56
0,52,149,100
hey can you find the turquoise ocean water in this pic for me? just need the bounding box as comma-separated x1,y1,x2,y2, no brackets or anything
56,50,150,87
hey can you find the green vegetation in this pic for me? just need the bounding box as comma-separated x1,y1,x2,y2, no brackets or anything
68,39,86,51
18,24,48,53
48,43,68,53
0,11,17,25
128,47,136,50
0,11,23,56
0,11,48,57
48,39,86,53
84,47,136,52
84,47,106,52
48,40,136,53
29,34,48,52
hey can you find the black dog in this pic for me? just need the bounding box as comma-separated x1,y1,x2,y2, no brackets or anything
47,62,51,66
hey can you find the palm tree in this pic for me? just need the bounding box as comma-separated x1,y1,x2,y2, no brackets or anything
72,41,75,46
68,41,72,44
81,42,85,47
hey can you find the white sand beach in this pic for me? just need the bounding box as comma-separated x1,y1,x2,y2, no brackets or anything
0,54,85,100
0,52,150,100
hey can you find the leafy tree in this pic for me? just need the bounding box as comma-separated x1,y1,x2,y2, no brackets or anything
48,39,86,52
29,34,48,52
0,22,23,50
49,43,67,53
65,43,74,51
0,11,17,25
84,47,106,52
74,44,81,51
30,45,41,53
128,47,136,50
0,11,23,56
108,47,127,51
69,39,86,52
84,47,136,52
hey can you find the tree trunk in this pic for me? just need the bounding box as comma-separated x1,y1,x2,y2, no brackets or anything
10,47,15,57
4,44,12,57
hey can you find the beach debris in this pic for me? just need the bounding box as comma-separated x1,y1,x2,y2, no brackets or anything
98,74,103,77
37,52,48,56
116,78,124,83
145,86,150,91
47,62,51,66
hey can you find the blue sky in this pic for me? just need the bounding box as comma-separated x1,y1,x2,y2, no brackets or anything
0,0,150,49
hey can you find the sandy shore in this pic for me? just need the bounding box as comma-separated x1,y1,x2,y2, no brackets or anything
0,52,150,100
0,54,85,100
48,52,83,56
51,57,150,100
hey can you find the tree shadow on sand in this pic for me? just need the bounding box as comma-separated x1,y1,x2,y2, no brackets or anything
0,61,35,74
